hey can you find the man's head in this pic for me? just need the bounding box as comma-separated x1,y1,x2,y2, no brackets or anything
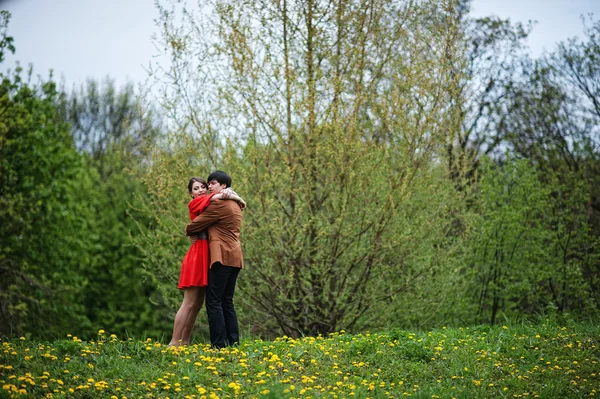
207,170,232,194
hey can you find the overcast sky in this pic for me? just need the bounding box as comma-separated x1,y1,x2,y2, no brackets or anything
0,0,599,88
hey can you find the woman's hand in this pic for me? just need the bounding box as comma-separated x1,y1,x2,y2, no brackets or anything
220,188,234,199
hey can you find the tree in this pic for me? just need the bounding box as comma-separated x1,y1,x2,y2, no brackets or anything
56,78,162,164
467,158,598,323
447,0,532,181
138,0,468,337
0,7,169,337
550,17,600,238
57,79,170,338
483,21,600,313
0,60,94,338
449,7,600,320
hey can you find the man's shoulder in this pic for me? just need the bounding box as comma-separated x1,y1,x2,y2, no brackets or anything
224,199,242,213
212,199,241,214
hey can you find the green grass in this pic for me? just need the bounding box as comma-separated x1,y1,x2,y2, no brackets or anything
1,321,599,398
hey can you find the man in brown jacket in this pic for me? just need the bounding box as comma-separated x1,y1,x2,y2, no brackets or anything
185,170,243,348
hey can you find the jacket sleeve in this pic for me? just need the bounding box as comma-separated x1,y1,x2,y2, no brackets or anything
185,200,224,235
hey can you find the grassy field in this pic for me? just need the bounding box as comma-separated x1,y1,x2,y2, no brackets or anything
1,321,599,398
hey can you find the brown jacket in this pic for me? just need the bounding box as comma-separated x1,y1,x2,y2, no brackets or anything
185,199,243,269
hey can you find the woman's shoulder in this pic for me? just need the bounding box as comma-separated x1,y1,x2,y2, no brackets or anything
188,195,208,207
188,194,217,211
189,195,208,203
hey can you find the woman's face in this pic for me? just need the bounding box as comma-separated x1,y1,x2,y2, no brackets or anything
190,181,207,198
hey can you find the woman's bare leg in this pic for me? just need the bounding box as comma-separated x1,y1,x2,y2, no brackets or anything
168,287,204,347
180,287,206,345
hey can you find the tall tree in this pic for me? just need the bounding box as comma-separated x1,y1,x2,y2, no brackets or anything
56,78,161,165
57,79,170,338
458,13,600,320
140,0,467,336
468,158,597,324
550,18,600,238
0,12,95,337
447,0,532,181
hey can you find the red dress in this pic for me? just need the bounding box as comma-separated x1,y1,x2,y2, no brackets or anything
178,194,214,289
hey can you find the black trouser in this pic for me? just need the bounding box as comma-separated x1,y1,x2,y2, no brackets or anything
206,262,241,348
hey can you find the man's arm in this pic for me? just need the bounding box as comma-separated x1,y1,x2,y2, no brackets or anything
185,201,225,235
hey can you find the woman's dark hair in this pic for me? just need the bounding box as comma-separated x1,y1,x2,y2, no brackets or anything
188,177,208,193
207,170,232,188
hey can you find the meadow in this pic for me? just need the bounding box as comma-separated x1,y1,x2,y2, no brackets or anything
1,321,598,399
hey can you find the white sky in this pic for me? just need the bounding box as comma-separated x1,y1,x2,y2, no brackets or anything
0,0,159,87
0,0,599,88
470,0,599,56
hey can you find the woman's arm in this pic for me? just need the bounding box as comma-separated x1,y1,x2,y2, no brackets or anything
211,189,247,210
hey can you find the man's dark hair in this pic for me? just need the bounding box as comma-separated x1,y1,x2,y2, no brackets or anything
207,170,232,188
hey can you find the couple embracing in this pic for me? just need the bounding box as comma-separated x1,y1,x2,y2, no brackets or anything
169,170,245,349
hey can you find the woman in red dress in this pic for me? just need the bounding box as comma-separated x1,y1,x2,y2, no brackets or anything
169,177,245,347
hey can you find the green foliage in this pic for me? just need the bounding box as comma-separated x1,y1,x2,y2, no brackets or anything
78,151,171,339
56,78,162,162
2,323,599,398
144,0,467,337
56,78,171,339
0,11,15,64
450,6,600,325
0,10,168,338
466,158,599,324
138,0,600,337
0,67,94,338
0,71,170,339
366,165,477,330
4,0,600,344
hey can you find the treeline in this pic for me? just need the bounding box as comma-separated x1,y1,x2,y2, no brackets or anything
1,0,599,340
0,11,170,339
